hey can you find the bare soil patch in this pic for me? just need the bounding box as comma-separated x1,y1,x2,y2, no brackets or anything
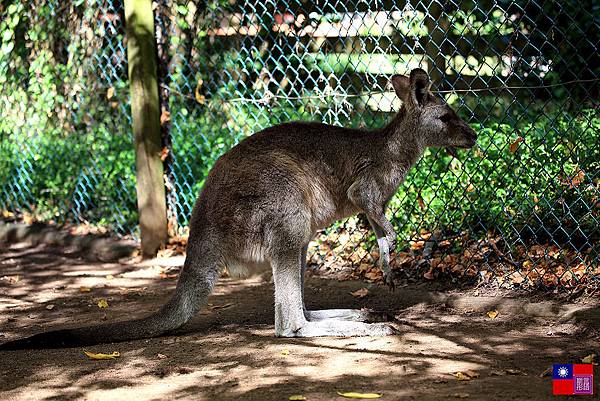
1,239,598,400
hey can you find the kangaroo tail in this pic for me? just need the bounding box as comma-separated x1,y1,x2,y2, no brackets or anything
0,253,219,350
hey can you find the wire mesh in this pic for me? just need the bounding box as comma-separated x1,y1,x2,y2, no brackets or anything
0,0,137,236
0,0,598,293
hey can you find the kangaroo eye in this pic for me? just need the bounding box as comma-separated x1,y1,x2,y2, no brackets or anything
440,114,452,123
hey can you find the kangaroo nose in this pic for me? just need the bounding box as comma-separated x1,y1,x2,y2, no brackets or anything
468,128,478,141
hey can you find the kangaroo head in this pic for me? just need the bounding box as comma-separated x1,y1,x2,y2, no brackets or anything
391,68,477,152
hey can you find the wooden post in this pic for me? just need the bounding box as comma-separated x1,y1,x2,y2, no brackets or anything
124,0,167,257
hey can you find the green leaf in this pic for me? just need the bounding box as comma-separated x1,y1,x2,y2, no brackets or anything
2,30,13,42
1,42,14,55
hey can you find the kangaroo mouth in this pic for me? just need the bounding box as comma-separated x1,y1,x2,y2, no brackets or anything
446,147,459,158
446,142,476,157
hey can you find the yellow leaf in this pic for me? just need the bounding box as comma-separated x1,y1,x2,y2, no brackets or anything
97,299,109,308
486,310,499,319
160,109,171,126
281,349,290,356
350,288,369,299
2,275,20,284
195,80,205,104
581,353,597,364
23,213,35,225
337,392,382,399
289,396,307,401
106,87,115,100
79,286,91,292
455,372,471,381
84,350,120,360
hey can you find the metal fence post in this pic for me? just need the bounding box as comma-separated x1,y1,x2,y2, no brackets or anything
124,0,167,257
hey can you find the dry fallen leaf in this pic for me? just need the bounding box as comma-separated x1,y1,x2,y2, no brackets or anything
160,146,170,162
195,81,206,104
455,371,478,381
350,288,369,299
45,304,55,310
23,213,35,224
281,349,290,356
97,299,109,308
289,396,307,401
79,286,91,292
84,350,120,360
1,275,20,284
160,109,171,126
336,392,382,399
581,353,597,364
505,368,524,375
208,303,233,310
417,196,425,210
486,310,499,319
455,373,470,382
509,136,523,153
423,269,435,280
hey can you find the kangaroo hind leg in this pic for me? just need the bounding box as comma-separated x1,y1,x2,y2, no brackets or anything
273,249,396,337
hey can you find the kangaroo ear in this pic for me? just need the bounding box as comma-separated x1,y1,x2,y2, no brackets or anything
409,68,431,107
391,74,410,102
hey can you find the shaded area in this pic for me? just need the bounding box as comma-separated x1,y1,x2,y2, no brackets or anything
1,239,598,400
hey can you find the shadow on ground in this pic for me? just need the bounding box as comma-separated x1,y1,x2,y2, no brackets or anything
0,240,598,400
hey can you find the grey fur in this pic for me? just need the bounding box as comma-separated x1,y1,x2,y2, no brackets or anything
0,68,477,348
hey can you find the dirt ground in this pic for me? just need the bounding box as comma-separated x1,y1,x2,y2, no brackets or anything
1,235,599,401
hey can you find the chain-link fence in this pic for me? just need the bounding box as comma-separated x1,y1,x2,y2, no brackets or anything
0,0,136,234
1,0,598,294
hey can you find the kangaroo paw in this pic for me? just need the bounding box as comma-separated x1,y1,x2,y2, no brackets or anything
305,309,392,323
278,320,398,337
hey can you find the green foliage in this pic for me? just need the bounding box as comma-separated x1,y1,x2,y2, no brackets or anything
390,107,598,247
1,0,597,248
0,0,136,233
165,92,598,248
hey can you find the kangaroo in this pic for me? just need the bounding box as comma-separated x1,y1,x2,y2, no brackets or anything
0,68,477,349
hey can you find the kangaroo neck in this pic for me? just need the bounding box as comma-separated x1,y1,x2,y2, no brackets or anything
379,108,424,168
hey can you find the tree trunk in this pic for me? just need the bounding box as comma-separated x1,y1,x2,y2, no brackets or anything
124,0,167,257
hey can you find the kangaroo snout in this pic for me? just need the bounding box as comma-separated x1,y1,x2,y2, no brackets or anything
465,126,478,147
